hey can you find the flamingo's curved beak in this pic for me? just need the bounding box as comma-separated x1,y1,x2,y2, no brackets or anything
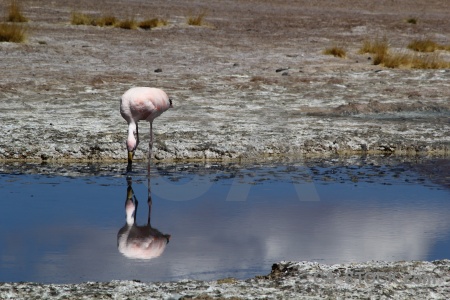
127,185,134,200
128,151,134,164
127,150,134,173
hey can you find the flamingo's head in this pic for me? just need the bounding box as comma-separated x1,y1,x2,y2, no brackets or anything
126,125,137,165
126,138,136,162
125,189,136,225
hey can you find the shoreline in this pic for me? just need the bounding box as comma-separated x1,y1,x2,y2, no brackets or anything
0,150,448,164
1,260,449,299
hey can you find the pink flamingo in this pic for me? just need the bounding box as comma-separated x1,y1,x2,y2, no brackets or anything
117,182,171,259
120,87,173,170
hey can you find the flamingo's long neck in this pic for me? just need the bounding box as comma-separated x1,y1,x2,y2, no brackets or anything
127,122,137,151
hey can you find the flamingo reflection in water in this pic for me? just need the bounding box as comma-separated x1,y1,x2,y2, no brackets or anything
117,178,171,259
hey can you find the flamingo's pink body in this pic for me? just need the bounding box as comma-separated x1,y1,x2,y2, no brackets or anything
120,87,172,165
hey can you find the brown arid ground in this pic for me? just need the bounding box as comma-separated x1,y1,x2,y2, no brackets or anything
1,1,450,299
0,0,449,162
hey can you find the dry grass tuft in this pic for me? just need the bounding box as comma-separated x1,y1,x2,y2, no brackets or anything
116,18,137,30
410,53,450,69
95,15,118,27
70,12,144,30
385,52,450,69
138,18,167,30
372,49,388,66
70,11,170,31
407,39,450,52
359,37,450,69
323,46,346,58
381,51,411,68
0,22,27,42
71,12,118,27
408,39,440,52
71,12,94,25
187,11,207,26
359,36,389,56
390,51,448,69
358,37,389,65
7,0,28,23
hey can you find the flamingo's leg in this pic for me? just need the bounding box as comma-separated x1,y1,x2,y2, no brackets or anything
149,121,153,151
147,121,153,223
147,191,152,226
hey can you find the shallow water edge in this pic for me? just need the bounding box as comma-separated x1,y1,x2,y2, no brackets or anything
1,154,448,188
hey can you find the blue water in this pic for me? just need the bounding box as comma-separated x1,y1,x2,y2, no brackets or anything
0,160,449,283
